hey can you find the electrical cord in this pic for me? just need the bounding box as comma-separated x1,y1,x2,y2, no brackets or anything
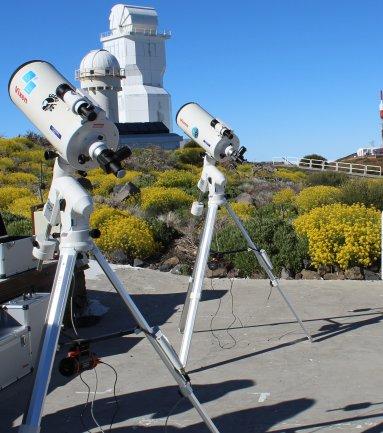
164,396,186,433
209,278,243,349
99,361,120,432
79,372,93,433
91,367,106,433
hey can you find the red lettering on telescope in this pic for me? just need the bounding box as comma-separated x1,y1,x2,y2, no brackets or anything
15,86,28,103
179,118,189,128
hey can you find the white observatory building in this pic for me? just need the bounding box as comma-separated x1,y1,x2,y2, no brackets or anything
76,49,124,123
76,4,181,150
101,4,172,130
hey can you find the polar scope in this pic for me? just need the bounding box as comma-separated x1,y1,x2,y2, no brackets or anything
176,102,246,163
8,60,130,176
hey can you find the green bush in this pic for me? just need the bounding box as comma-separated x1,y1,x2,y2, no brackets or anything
146,218,180,250
306,171,348,187
214,205,308,277
6,219,32,237
340,179,383,209
173,147,205,166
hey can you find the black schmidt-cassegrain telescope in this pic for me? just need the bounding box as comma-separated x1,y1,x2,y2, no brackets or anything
176,102,311,368
9,62,220,433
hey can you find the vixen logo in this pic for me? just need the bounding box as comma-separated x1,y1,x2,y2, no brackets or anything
15,86,28,103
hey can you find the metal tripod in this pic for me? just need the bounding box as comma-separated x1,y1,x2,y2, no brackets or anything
19,158,219,433
178,155,312,368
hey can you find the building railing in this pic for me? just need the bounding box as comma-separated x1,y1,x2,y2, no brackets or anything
272,156,382,177
101,27,171,39
75,68,126,80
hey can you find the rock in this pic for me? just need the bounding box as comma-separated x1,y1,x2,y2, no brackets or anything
252,272,264,279
295,273,302,280
171,264,187,275
323,272,345,280
369,262,381,273
318,265,332,277
163,256,180,267
108,249,128,264
301,269,321,280
114,182,140,202
159,263,172,272
364,269,380,281
206,266,227,278
280,267,292,279
133,258,145,268
344,266,364,280
236,192,253,204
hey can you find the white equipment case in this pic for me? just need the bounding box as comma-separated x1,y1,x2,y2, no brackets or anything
0,326,31,389
0,235,37,279
2,293,50,365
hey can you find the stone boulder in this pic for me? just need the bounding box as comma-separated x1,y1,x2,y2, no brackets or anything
344,267,364,280
301,270,321,280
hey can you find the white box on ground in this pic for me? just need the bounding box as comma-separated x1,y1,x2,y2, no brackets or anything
3,293,50,365
0,326,31,389
0,236,37,278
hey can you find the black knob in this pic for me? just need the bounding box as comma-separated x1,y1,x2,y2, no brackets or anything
44,150,58,160
78,154,88,165
89,229,101,239
32,240,39,248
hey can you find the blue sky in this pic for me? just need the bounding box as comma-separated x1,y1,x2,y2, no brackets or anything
1,0,383,161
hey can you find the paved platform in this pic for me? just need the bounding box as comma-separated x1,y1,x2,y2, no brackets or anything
1,262,383,432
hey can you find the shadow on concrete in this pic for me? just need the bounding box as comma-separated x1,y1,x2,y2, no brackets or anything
38,388,315,433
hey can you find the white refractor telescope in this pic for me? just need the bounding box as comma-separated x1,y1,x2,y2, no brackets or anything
176,102,246,163
8,60,130,176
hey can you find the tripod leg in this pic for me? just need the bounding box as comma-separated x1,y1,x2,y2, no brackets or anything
179,255,197,333
92,246,220,433
179,203,219,367
224,203,312,342
19,249,77,433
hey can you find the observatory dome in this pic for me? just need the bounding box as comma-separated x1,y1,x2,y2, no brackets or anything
78,49,124,78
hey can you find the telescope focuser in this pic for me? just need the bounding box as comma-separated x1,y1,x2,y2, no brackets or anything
95,146,132,178
56,83,97,122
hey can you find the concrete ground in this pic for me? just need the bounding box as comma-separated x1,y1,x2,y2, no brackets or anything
1,262,383,433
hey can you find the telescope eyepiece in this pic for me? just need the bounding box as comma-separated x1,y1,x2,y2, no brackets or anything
95,146,132,178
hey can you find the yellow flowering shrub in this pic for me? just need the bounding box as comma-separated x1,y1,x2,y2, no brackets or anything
90,206,157,258
294,203,380,269
155,169,198,188
2,172,38,186
87,168,141,196
295,185,341,212
14,149,44,163
273,168,307,183
0,157,14,171
0,138,28,156
90,206,129,228
8,195,41,219
0,187,33,209
236,162,253,178
140,186,193,214
273,188,296,206
220,202,255,221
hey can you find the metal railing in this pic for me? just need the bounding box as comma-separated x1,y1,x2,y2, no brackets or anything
272,156,382,178
101,27,171,39
75,68,125,80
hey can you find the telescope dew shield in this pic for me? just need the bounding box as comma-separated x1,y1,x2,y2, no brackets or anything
8,60,119,171
176,102,241,161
